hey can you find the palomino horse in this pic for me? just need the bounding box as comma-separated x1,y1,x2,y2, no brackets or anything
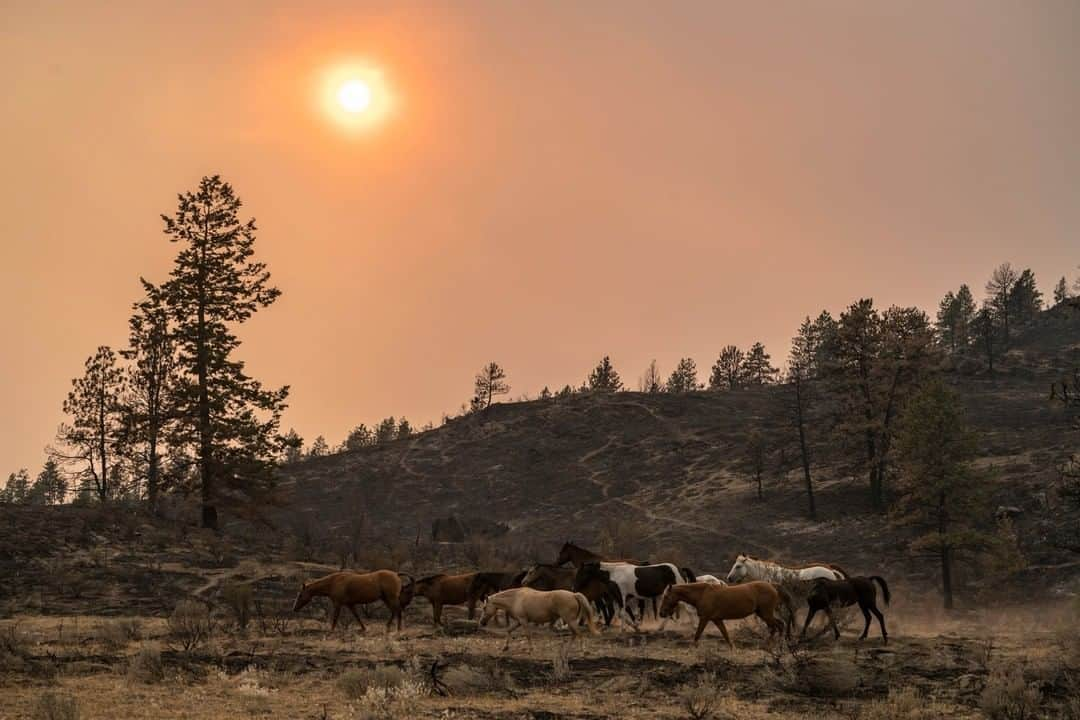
292,570,406,632
659,581,792,648
468,570,527,626
802,576,891,644
524,563,622,626
574,561,689,630
480,587,599,649
725,554,846,628
411,572,479,625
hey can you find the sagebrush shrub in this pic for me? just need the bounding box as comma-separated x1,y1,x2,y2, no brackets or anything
127,644,165,684
32,690,79,720
167,599,213,652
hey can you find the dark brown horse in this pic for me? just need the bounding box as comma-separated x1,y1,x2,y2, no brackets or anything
554,541,644,569
801,576,890,643
292,570,406,632
411,572,479,625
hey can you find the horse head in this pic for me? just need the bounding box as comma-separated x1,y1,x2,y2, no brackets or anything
658,587,681,618
521,564,546,587
478,597,498,627
292,581,314,612
725,554,751,584
554,541,576,567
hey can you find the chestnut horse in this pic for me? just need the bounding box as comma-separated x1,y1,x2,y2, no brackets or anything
292,570,406,632
411,572,479,625
659,581,792,648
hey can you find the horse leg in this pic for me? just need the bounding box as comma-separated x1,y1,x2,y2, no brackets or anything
714,619,734,650
467,597,477,621
692,617,709,645
503,618,520,651
859,604,872,640
348,604,367,632
329,603,342,632
825,607,841,640
870,604,887,643
799,606,818,640
432,601,443,627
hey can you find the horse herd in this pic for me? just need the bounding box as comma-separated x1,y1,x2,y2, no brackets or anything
291,542,891,649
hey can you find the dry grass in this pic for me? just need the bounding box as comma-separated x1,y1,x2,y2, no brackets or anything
127,643,165,684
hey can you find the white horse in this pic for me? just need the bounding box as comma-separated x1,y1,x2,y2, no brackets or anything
725,554,846,587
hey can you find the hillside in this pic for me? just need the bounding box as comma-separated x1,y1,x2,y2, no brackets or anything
282,303,1080,598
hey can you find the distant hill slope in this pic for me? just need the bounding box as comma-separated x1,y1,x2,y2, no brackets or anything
282,302,1080,593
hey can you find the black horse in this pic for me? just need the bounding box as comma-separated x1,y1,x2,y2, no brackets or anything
800,575,890,643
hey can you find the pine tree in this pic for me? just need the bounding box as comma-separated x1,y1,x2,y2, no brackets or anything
396,418,412,439
829,300,937,510
743,429,767,501
936,291,960,352
972,306,998,374
895,379,992,609
787,328,821,519
374,417,397,443
31,460,67,505
985,263,1019,351
953,285,977,350
538,386,552,400
810,311,840,369
1008,268,1042,324
587,356,623,392
55,346,126,502
741,342,778,385
471,362,510,410
119,281,176,508
282,429,304,463
665,358,699,393
638,360,663,393
1,470,31,504
1053,276,1070,305
343,425,372,451
159,176,289,529
709,346,745,390
308,436,329,457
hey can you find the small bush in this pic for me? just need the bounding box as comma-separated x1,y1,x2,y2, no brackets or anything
167,599,213,652
337,665,407,700
32,690,79,720
860,687,949,719
680,673,718,720
127,644,164,684
222,582,254,631
254,596,293,636
980,665,1043,720
98,618,142,651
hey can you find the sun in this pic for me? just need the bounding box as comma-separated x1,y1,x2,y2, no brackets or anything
319,61,394,133
337,79,372,114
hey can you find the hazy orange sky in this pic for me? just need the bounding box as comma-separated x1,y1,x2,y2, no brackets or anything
2,1,1078,474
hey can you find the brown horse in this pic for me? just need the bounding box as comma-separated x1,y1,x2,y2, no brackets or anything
659,581,792,648
292,570,406,632
523,563,621,626
411,572,479,625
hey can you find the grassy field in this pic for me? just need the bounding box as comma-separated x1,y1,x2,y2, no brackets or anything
3,592,1078,720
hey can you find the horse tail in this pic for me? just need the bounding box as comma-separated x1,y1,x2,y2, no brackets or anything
574,592,600,635
870,576,891,606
